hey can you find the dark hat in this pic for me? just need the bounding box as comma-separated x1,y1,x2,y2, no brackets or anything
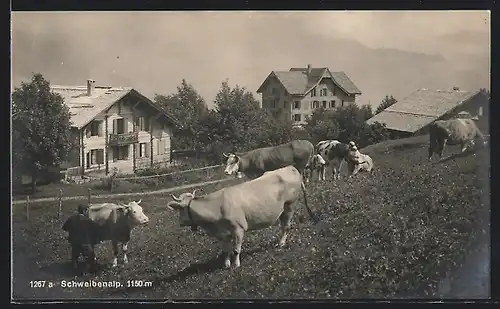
77,204,89,214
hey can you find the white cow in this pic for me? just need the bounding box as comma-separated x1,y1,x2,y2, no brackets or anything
167,165,318,268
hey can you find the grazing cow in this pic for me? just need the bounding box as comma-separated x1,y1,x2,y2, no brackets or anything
167,165,318,269
315,140,350,180
223,140,315,180
428,118,487,160
304,154,327,183
87,200,149,267
346,141,374,177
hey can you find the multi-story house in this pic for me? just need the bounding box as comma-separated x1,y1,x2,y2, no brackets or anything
256,64,362,125
51,79,178,176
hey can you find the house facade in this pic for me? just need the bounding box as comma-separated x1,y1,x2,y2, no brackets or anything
366,87,489,138
52,79,178,176
256,64,362,125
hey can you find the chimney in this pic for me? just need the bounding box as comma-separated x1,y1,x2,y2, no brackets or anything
453,86,460,91
87,79,95,96
307,64,312,75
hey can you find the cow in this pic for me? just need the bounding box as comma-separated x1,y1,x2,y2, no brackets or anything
428,118,487,161
223,140,315,180
87,200,149,267
315,140,350,180
346,141,374,177
167,165,318,269
304,154,327,183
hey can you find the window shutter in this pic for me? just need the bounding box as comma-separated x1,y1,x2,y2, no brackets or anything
136,143,140,158
98,121,103,137
109,147,114,162
145,117,150,132
98,149,104,164
86,126,91,138
124,118,128,133
145,143,150,158
113,119,118,134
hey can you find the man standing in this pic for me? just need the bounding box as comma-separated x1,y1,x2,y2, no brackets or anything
62,204,97,275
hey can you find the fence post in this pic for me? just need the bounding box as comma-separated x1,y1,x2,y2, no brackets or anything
88,188,92,205
58,189,63,220
26,196,30,221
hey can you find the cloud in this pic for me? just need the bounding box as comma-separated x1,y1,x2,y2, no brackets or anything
11,11,490,108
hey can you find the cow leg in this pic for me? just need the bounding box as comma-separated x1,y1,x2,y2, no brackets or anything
337,160,344,179
111,240,119,267
122,243,129,264
232,228,245,268
439,139,447,158
222,240,232,269
276,203,295,248
351,165,360,177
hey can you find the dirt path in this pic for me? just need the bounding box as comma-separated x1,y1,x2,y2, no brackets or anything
12,178,234,205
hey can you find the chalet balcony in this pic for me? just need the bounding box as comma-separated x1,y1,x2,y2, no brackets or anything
108,132,139,146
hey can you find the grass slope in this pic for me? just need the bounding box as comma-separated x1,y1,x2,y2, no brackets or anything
12,135,490,299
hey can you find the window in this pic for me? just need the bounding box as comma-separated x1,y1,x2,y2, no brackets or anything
293,114,301,122
311,101,320,109
112,146,128,162
274,100,279,108
113,118,126,134
293,101,301,109
478,106,483,117
89,121,103,137
90,149,104,165
329,100,336,108
322,101,327,108
271,88,277,95
333,87,336,96
139,142,148,158
135,116,150,132
311,88,317,97
320,89,327,96
341,100,345,107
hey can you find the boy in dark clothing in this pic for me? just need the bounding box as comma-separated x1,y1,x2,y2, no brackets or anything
62,204,97,274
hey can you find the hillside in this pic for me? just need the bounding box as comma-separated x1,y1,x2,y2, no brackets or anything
12,135,489,299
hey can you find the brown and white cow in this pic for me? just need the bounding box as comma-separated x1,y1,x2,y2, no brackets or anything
87,200,149,267
167,165,318,269
315,140,350,180
304,154,327,183
346,141,374,177
223,139,315,180
428,118,487,161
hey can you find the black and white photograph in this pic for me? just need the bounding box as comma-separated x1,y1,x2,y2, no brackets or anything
11,10,490,301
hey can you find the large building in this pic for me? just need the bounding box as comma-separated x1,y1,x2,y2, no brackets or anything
51,79,178,176
256,64,362,125
366,88,489,137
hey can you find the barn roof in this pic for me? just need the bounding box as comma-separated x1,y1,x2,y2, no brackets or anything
50,84,178,129
256,66,362,96
366,88,481,133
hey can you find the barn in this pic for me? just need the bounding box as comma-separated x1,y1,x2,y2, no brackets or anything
366,88,489,138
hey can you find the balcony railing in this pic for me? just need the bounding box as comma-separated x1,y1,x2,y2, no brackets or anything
108,132,139,146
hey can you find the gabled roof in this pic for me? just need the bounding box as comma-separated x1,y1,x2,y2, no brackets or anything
50,84,178,129
366,88,482,133
256,66,362,96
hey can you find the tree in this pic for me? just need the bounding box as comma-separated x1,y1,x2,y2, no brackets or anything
304,104,389,148
197,79,293,163
12,73,74,192
375,95,398,115
154,79,208,151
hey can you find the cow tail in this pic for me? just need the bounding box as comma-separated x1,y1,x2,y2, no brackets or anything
301,182,319,223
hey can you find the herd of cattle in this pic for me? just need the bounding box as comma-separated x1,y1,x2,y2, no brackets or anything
62,118,487,271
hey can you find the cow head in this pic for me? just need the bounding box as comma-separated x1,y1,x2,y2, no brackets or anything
167,189,200,229
312,154,326,167
223,153,244,178
123,200,150,225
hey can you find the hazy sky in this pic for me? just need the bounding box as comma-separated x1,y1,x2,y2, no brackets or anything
11,11,490,108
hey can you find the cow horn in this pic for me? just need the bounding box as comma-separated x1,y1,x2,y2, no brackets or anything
137,199,142,204
170,194,181,202
191,189,200,198
223,152,231,158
